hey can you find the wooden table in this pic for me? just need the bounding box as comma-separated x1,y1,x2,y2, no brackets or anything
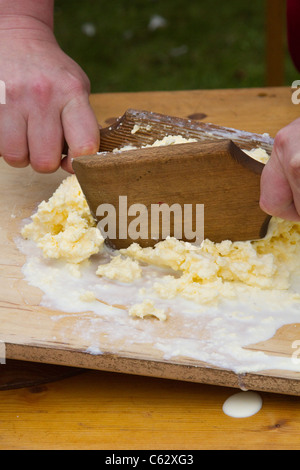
1,87,300,450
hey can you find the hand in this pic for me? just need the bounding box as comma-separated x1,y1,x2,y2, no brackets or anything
260,118,300,221
0,16,100,173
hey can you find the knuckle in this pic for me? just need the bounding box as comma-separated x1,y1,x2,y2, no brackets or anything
6,75,54,105
5,79,25,102
64,73,87,97
273,129,287,154
289,157,300,178
69,139,99,157
31,76,53,103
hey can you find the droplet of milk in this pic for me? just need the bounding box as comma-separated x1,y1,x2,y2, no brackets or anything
222,391,263,418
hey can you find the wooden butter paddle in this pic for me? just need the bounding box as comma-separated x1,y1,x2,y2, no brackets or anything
73,139,271,249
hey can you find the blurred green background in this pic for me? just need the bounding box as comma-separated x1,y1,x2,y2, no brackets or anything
54,0,297,93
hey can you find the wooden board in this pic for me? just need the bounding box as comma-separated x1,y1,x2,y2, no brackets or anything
1,89,300,397
1,150,300,397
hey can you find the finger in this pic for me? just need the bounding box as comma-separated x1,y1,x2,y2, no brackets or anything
260,152,300,221
61,93,100,173
284,153,300,218
0,109,29,168
27,109,64,173
260,170,300,221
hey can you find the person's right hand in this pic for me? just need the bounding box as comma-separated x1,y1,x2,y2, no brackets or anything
0,15,100,174
260,118,300,222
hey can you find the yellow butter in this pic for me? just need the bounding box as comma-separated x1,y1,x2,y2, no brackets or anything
128,299,167,321
21,175,104,264
96,254,142,283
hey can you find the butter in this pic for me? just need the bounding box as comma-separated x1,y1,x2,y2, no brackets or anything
96,254,142,283
129,299,167,321
114,134,197,152
243,147,270,164
80,290,97,302
21,175,104,264
120,218,299,306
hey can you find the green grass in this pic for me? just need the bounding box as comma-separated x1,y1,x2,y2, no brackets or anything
53,0,298,93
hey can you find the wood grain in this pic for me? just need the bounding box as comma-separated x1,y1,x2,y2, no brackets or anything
0,360,82,391
98,108,274,153
90,88,300,136
0,370,300,450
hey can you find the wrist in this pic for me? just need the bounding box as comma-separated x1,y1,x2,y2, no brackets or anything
0,0,54,30
0,15,56,44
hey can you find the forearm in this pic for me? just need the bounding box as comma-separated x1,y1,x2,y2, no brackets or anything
0,0,54,29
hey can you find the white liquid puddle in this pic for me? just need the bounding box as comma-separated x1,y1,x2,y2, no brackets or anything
222,391,263,418
15,236,300,375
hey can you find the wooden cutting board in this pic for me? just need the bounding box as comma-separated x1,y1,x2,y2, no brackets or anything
0,114,300,397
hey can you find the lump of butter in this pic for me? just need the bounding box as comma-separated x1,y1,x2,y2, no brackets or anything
254,217,300,264
96,254,142,283
154,274,235,305
120,237,199,272
243,147,270,164
120,235,285,289
120,215,300,306
128,299,167,321
79,290,97,302
21,175,104,264
200,238,286,290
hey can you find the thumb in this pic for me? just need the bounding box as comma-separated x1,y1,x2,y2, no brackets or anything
260,151,300,221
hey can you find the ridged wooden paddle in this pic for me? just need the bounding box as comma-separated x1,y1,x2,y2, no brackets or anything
73,138,271,249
